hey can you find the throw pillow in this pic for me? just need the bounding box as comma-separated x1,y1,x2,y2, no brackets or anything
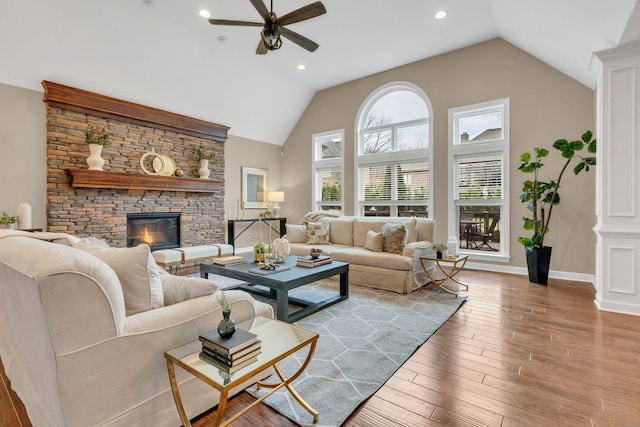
285,224,307,243
306,221,330,245
161,274,218,305
382,222,407,255
73,241,164,316
363,230,384,252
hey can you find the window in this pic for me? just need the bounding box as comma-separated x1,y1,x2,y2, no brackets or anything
355,82,432,217
312,130,344,213
449,99,510,261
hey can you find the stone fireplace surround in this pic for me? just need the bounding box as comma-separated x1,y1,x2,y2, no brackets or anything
43,81,229,247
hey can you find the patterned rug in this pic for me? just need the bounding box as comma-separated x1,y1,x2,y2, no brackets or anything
246,280,467,427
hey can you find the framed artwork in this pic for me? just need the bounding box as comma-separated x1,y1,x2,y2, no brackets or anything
241,167,269,209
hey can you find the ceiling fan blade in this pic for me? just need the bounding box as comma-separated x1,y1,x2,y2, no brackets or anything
250,0,273,23
209,19,263,27
256,39,268,55
277,1,326,26
279,26,319,52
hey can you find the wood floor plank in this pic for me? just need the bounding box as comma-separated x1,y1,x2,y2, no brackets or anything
3,271,640,426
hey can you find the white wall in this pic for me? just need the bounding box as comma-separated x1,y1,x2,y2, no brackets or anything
0,83,46,229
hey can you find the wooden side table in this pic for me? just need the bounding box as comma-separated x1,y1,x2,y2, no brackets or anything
419,254,469,297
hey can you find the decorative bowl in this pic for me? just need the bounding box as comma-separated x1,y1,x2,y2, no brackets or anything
309,248,323,259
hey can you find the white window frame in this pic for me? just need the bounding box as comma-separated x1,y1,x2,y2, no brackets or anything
448,98,510,262
312,129,345,213
354,82,433,217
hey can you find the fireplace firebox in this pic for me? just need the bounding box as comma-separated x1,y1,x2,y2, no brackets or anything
126,213,180,251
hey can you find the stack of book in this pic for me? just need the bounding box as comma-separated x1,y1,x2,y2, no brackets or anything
198,328,261,374
212,255,246,266
296,255,332,268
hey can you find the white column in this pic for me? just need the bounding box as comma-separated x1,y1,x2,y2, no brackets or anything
594,41,640,316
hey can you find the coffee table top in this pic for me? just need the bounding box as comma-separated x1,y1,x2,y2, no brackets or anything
201,256,348,287
165,316,318,390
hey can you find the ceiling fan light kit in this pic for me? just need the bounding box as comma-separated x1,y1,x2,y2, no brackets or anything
209,0,326,54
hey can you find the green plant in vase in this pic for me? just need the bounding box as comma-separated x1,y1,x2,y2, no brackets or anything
254,242,267,263
517,130,596,284
216,290,236,338
0,212,19,229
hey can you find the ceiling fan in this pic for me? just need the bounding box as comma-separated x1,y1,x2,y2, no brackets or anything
209,0,326,54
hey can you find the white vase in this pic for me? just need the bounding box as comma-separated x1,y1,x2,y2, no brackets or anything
198,159,210,179
86,144,105,171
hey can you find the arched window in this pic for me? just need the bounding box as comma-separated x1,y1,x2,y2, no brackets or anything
355,82,433,217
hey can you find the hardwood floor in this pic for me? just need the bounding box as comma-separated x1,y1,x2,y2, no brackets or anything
2,270,639,426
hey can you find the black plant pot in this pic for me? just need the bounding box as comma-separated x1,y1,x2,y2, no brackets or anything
525,246,552,285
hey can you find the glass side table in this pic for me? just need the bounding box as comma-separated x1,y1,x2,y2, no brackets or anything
419,254,469,297
165,316,319,426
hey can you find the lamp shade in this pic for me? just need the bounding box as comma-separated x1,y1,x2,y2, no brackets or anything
269,191,285,202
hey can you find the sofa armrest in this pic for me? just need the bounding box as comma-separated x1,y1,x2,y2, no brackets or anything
123,290,261,335
402,241,435,258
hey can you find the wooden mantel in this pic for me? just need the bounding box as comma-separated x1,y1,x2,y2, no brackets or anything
42,81,229,142
65,169,221,193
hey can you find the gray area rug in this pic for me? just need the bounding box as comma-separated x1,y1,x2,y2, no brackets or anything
245,280,467,427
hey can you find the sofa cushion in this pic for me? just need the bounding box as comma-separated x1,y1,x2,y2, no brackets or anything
383,222,407,254
416,218,435,243
364,230,384,252
306,221,330,245
289,243,346,257
405,219,418,243
326,217,354,246
73,241,163,316
160,273,218,305
285,224,307,243
331,247,413,271
353,219,388,247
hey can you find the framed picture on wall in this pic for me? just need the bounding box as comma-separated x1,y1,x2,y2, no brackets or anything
241,167,269,209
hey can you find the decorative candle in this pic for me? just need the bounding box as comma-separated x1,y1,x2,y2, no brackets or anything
17,203,32,230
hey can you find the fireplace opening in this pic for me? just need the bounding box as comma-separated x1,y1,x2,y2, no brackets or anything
127,213,180,251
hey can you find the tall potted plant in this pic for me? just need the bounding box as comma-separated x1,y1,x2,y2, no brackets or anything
517,130,597,284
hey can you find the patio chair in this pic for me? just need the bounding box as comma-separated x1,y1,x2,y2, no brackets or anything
471,213,500,251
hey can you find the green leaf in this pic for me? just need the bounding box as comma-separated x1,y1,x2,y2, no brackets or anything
588,140,597,153
582,130,593,143
553,139,569,150
574,162,585,175
569,140,584,151
534,147,549,158
518,237,534,248
520,152,531,163
522,218,534,230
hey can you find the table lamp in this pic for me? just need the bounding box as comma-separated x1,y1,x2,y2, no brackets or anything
269,191,285,218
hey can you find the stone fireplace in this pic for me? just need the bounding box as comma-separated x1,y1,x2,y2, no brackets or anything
126,213,180,251
43,81,229,247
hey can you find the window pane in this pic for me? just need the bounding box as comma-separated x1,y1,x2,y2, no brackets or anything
364,206,390,216
397,124,429,150
459,206,501,252
398,206,429,217
397,162,429,201
319,205,342,213
363,165,391,201
457,156,502,200
362,130,392,154
458,111,503,144
366,90,428,126
319,168,341,202
319,137,342,160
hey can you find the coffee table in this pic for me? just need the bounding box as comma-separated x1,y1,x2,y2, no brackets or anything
200,256,349,322
165,316,319,426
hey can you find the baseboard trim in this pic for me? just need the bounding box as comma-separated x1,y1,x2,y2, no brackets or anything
466,261,595,286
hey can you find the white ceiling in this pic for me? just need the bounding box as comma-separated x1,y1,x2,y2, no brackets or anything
1,0,638,145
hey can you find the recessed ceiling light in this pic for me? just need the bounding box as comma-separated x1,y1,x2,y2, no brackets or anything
142,0,157,7
199,9,211,18
297,64,306,70
435,10,447,19
217,35,228,43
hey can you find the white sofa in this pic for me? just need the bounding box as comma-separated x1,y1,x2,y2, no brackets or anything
287,215,437,294
0,231,273,427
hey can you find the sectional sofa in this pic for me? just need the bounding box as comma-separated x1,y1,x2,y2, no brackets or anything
286,215,437,294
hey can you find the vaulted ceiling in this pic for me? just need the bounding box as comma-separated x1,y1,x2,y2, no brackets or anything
1,0,638,145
